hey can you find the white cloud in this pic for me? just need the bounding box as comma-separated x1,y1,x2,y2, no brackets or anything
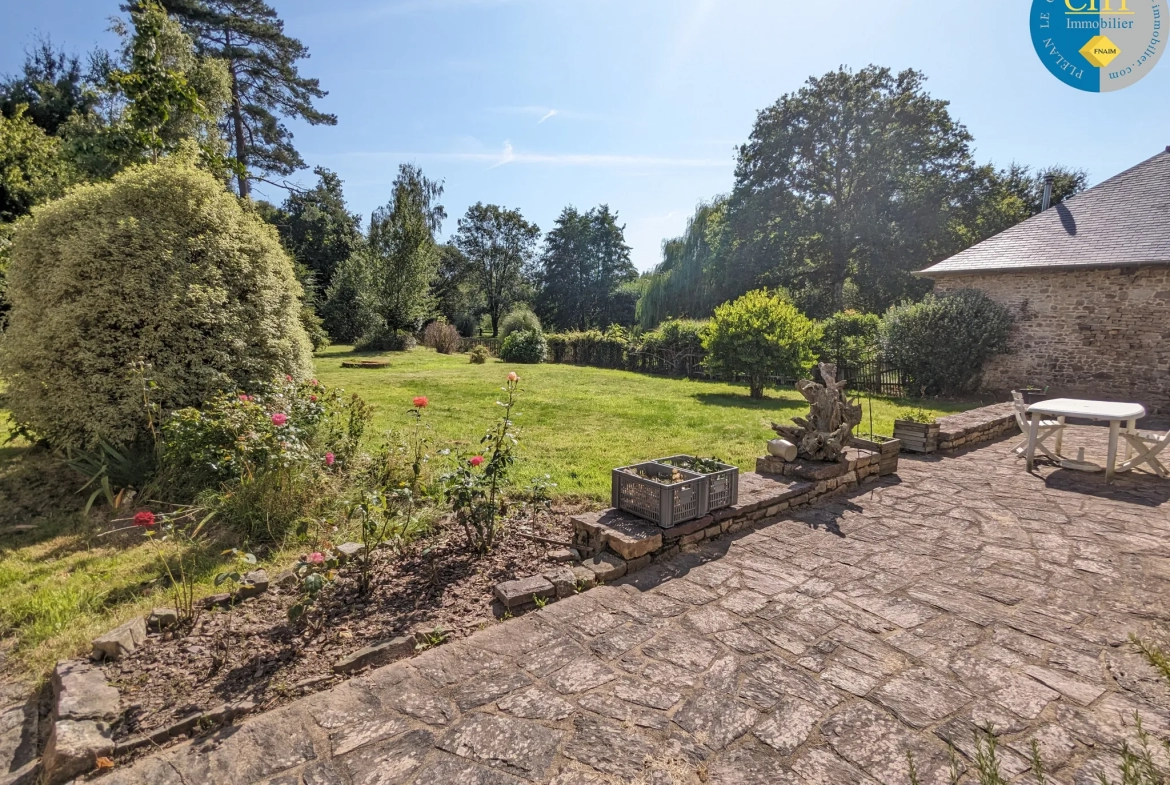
488,141,517,169
538,109,558,124
326,142,731,169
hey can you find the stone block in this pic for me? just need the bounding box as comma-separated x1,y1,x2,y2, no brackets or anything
572,510,662,559
660,514,713,542
333,637,415,674
52,661,118,723
626,554,651,574
547,548,578,563
570,566,597,591
494,576,555,608
543,566,578,598
237,569,269,599
336,542,366,564
91,616,147,661
580,552,626,583
146,607,179,631
42,720,112,785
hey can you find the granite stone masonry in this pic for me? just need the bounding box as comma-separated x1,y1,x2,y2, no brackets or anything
934,266,1170,413
92,425,1170,785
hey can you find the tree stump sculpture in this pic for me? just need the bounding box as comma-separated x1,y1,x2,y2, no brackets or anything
771,363,862,462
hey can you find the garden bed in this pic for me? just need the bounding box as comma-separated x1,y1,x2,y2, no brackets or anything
97,506,583,756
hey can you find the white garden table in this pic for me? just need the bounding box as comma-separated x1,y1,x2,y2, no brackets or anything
1025,398,1147,482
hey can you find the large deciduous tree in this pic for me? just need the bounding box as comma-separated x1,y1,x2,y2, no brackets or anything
0,37,100,136
454,203,540,337
636,197,729,328
160,0,337,197
62,1,230,181
267,167,362,292
728,65,978,317
536,204,638,331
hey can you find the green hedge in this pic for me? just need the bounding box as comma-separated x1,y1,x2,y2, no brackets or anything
881,289,1013,395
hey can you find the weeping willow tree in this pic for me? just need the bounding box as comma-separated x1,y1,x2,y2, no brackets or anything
636,197,731,328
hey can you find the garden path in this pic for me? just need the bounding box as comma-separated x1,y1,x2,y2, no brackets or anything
94,428,1170,784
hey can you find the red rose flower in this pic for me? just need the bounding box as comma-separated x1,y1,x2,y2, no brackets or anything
413,396,428,408
469,455,484,467
133,511,156,527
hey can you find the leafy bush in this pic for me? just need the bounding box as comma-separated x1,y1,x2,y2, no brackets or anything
703,289,818,399
817,310,881,367
159,377,370,540
300,305,331,352
0,156,313,450
422,320,460,354
545,327,627,368
354,324,417,352
499,306,542,339
881,289,1013,395
629,319,708,377
499,329,547,364
468,345,489,364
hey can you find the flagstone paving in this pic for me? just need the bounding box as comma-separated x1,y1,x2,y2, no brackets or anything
93,429,1170,784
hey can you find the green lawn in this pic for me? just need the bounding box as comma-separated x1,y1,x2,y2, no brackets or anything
0,346,979,680
315,345,977,499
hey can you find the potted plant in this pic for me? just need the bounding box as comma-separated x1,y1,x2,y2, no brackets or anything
893,407,940,454
847,390,900,475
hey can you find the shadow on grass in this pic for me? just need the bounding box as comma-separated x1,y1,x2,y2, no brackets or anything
692,392,806,412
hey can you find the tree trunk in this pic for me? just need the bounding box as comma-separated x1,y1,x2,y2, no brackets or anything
227,44,249,198
750,379,764,399
491,312,499,337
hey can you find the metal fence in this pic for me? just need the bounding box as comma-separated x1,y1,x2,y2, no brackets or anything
825,342,908,398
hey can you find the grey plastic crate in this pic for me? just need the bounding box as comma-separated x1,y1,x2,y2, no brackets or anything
611,462,709,527
654,455,739,511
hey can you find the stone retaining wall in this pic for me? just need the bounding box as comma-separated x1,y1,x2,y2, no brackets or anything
493,451,883,613
935,401,1019,452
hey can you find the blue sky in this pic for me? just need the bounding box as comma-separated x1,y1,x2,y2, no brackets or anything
4,0,1170,271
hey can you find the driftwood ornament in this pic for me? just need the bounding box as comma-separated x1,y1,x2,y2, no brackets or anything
771,363,862,462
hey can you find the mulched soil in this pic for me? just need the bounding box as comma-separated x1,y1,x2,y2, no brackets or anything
100,505,588,750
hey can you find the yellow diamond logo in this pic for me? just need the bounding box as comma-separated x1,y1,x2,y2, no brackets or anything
1080,35,1121,68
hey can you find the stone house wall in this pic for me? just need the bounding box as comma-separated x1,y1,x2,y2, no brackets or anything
932,264,1170,413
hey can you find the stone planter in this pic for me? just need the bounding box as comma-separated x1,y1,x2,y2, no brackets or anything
893,420,939,453
849,436,901,476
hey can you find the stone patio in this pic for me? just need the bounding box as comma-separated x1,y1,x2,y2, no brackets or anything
89,427,1170,784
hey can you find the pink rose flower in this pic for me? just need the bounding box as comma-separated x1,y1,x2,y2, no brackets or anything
311,378,319,386
286,374,293,382
469,455,484,467
413,396,428,408
238,394,251,402
507,372,519,382
310,394,318,402
308,552,325,565
271,413,288,427
325,452,335,466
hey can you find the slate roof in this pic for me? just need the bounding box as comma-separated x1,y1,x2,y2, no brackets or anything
918,148,1170,276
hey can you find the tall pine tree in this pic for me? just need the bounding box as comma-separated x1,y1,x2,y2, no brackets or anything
536,204,637,331
160,0,336,196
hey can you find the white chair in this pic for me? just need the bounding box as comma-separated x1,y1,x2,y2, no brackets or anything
1117,427,1170,478
1011,391,1065,462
